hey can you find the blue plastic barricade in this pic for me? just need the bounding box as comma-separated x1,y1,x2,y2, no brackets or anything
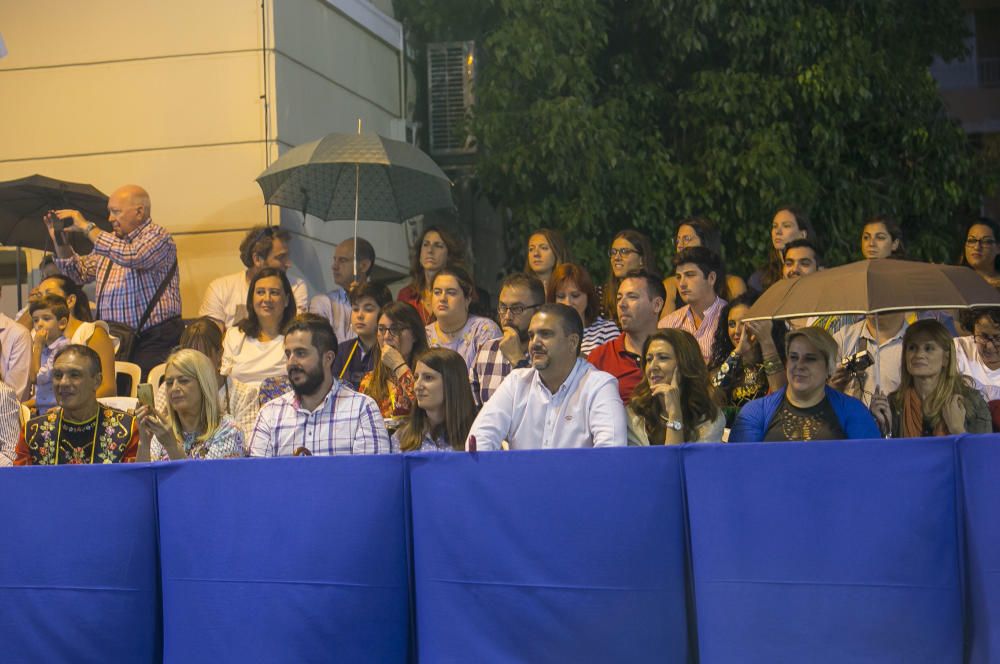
683,439,963,663
156,456,411,663
408,447,691,663
958,434,1000,663
0,464,161,662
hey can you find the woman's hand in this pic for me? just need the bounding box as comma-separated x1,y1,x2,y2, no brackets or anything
650,369,682,419
942,393,967,434
869,387,892,437
136,405,183,459
379,343,406,375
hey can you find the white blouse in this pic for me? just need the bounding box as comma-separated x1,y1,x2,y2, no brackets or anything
220,327,286,387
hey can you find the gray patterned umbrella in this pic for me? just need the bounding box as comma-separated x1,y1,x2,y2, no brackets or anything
256,132,453,278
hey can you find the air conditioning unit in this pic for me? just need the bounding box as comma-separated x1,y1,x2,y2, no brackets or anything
427,41,476,156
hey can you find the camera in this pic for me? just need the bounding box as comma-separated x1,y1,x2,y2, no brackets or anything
840,350,874,373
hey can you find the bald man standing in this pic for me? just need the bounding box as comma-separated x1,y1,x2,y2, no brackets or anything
45,184,182,375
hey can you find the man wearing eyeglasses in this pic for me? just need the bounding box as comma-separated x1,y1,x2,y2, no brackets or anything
469,273,545,406
955,308,1000,402
199,225,309,330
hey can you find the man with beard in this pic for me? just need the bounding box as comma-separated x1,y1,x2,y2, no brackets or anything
248,314,390,456
15,345,138,465
467,303,626,450
468,273,545,407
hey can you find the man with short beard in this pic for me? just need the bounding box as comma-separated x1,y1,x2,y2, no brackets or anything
467,303,626,450
469,273,544,406
248,314,390,456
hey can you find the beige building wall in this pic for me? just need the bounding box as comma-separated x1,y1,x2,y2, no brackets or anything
0,0,410,317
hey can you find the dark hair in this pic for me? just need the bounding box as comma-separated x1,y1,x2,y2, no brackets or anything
239,225,292,269
237,267,297,338
29,294,70,321
959,307,1000,335
782,238,824,267
673,247,725,296
38,274,92,322
676,216,722,254
54,343,101,376
500,272,546,307
708,291,787,371
349,281,393,308
547,263,600,326
861,215,905,259
523,228,572,276
959,217,1000,271
432,265,477,302
397,348,476,452
602,229,658,320
179,317,225,359
760,205,818,289
282,313,339,361
342,237,376,277
364,302,430,408
629,329,720,442
535,302,584,354
620,269,668,305
408,226,469,293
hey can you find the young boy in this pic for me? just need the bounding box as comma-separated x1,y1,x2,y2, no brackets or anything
28,294,71,415
331,282,392,389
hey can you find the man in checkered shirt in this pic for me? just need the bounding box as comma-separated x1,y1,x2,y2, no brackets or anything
249,314,391,456
47,185,182,375
468,273,545,407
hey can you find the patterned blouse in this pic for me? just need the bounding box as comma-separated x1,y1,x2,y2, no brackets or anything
425,316,502,369
359,367,415,419
390,428,457,453
149,415,244,460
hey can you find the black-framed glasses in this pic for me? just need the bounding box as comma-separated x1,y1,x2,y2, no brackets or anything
497,303,541,316
966,237,997,248
974,333,1000,348
608,247,640,258
377,325,407,337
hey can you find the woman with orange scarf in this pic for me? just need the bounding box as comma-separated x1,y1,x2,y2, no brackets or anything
870,319,991,437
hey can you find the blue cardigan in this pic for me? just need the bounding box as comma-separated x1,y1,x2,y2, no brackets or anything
729,386,881,443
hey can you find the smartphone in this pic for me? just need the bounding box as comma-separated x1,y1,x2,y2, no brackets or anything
137,382,155,409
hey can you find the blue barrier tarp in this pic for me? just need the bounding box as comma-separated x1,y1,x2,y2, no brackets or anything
0,464,161,663
408,447,691,663
683,439,964,663
156,456,411,664
958,434,1000,663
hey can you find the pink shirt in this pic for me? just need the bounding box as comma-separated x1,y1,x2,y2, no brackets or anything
658,296,727,363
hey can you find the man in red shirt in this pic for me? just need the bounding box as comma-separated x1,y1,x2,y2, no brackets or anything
588,270,664,403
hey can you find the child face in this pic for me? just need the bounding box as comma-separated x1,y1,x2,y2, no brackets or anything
32,308,67,343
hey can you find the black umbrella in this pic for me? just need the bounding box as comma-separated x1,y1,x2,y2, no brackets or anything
0,174,112,253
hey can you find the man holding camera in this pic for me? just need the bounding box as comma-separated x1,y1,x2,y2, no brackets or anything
831,312,908,407
45,184,182,376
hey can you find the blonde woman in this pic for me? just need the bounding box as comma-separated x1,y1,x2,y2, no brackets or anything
136,349,244,460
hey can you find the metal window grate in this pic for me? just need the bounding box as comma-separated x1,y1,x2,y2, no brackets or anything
427,41,476,156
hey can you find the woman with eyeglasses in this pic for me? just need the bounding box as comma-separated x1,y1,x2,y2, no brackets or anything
359,302,429,428
220,267,297,387
870,319,991,437
398,226,468,324
524,228,571,295
600,230,657,323
425,266,501,370
954,308,1000,406
547,263,619,356
663,217,747,317
959,217,1000,291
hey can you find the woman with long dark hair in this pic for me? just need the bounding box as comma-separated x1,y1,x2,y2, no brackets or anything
220,267,297,386
626,329,724,444
393,348,477,451
359,301,429,426
398,226,468,324
663,217,747,317
860,215,905,259
524,228,571,295
748,205,817,292
600,229,657,322
959,217,1000,291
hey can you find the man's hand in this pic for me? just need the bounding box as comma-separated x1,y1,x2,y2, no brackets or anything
48,209,89,233
942,393,967,434
498,326,523,366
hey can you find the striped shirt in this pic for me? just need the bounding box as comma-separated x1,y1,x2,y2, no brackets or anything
56,219,181,330
658,296,727,363
0,381,22,466
248,381,390,457
582,317,620,357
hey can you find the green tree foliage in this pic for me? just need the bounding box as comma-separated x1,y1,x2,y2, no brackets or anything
395,0,996,280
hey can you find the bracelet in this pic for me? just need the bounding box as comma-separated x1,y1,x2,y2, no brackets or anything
762,356,784,376
85,221,96,235
658,413,683,431
390,363,405,373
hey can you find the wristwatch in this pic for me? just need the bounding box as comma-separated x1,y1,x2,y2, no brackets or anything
85,221,96,234
659,414,683,430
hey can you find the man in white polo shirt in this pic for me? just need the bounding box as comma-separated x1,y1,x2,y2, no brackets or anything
467,303,626,450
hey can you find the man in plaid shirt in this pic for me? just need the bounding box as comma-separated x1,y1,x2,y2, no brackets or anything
249,314,391,456
47,185,182,375
469,273,544,407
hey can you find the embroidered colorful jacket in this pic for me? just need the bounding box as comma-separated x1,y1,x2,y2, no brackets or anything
14,406,139,465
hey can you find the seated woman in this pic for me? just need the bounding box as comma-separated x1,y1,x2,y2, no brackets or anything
220,267,297,387
626,329,725,445
392,348,476,452
959,217,1000,291
730,327,880,442
359,302,429,430
155,317,259,445
870,319,991,437
425,266,501,369
398,226,467,324
748,205,816,292
525,228,571,296
663,217,747,317
35,274,117,397
860,215,905,260
600,229,656,323
709,293,787,425
548,263,619,357
955,308,1000,403
136,349,244,460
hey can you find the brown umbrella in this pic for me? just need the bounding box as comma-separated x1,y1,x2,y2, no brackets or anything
743,259,1000,321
